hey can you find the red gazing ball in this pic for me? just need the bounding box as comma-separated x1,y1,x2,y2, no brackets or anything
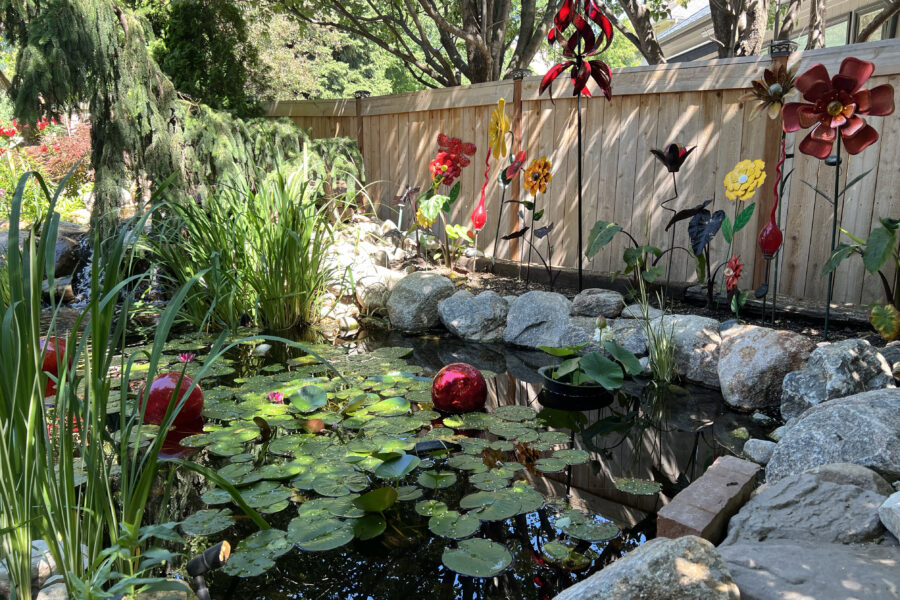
141,372,204,427
40,337,68,397
431,363,487,414
758,219,783,260
159,415,205,459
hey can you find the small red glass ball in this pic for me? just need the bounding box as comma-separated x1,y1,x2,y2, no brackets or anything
758,220,783,260
40,337,68,396
431,363,487,414
160,415,205,459
141,372,204,427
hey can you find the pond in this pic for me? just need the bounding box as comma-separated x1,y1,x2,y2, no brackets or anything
127,329,763,600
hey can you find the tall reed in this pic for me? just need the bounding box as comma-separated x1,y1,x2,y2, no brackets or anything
152,159,357,331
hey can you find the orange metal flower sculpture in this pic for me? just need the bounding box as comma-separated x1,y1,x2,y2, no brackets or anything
782,57,894,159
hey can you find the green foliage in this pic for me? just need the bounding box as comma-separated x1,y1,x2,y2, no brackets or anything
151,165,355,331
539,332,640,389
870,304,900,341
152,0,263,116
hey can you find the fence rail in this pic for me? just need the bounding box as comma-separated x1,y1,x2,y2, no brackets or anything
266,39,900,307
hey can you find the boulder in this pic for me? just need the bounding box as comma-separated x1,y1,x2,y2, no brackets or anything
36,583,67,600
742,438,776,465
879,341,900,367
880,492,900,540
766,389,900,482
386,272,455,332
30,539,58,589
608,319,649,356
781,338,895,420
722,466,887,546
717,326,815,411
650,315,721,387
438,291,508,343
552,536,739,600
570,288,624,318
503,291,573,349
719,541,900,600
804,462,896,496
53,222,89,278
620,303,663,320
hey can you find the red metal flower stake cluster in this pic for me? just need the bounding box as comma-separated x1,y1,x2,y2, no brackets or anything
540,0,614,290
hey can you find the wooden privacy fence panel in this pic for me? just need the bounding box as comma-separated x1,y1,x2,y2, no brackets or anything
266,40,900,307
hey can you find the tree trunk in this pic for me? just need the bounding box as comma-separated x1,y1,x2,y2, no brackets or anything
857,0,900,42
709,0,769,58
619,0,667,64
806,0,826,49
777,0,802,39
735,0,768,55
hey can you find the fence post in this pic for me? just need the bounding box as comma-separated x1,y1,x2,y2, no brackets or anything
509,70,528,261
354,90,372,214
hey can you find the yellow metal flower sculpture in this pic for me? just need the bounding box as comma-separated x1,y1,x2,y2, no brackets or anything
524,156,553,196
724,159,766,201
488,98,511,159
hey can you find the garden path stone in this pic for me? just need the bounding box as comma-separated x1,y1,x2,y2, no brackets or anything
719,540,900,600
780,338,895,419
722,465,887,546
880,492,900,540
387,272,455,332
742,438,775,464
438,290,508,343
620,303,662,319
552,536,739,600
649,314,721,387
766,389,900,482
717,325,815,411
570,288,624,318
503,291,573,349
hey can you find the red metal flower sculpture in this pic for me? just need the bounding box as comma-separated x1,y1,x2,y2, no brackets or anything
430,134,477,186
782,57,895,159
540,0,613,99
724,256,743,292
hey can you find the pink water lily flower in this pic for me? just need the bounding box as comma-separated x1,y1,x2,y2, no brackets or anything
178,352,196,363
267,391,284,404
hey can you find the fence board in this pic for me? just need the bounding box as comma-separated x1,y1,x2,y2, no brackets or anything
268,41,900,307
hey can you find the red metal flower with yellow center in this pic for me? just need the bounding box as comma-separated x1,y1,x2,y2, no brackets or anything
539,0,613,100
782,57,894,159
724,255,743,292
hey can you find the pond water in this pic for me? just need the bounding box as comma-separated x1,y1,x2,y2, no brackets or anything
126,329,763,600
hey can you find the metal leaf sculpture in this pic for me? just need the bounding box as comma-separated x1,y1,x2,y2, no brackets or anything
540,0,614,100
688,209,726,256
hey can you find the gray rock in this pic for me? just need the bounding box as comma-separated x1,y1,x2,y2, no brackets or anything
743,438,776,465
552,536,739,600
356,277,390,315
562,316,599,351
804,463,896,496
620,303,663,320
608,319,649,356
386,272,455,332
880,492,900,540
768,417,798,442
503,291,573,349
717,326,815,411
371,250,389,268
502,295,517,305
781,338,895,420
879,341,900,366
767,389,900,482
438,291,508,343
650,314,721,387
42,276,75,304
722,467,887,546
36,583,67,600
719,541,900,600
31,539,58,588
570,288,624,318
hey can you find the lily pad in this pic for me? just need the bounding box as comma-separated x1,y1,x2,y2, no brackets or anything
291,385,328,413
353,487,398,512
613,477,662,496
459,492,520,521
555,510,619,542
534,457,568,473
373,454,420,479
493,405,537,422
397,486,423,501
415,500,448,517
287,516,355,552
353,513,386,540
179,509,235,536
222,553,275,577
553,449,590,465
442,539,512,578
428,511,481,540
417,470,457,489
542,540,597,570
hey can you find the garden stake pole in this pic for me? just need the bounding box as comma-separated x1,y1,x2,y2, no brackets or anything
664,171,679,306
576,92,584,292
491,188,508,268
824,135,842,339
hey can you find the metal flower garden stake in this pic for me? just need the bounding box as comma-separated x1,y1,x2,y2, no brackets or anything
782,57,894,337
540,0,613,291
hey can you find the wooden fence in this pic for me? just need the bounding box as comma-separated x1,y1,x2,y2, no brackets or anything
267,40,900,307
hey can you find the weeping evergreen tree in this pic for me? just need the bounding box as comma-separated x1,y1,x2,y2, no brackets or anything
0,0,337,237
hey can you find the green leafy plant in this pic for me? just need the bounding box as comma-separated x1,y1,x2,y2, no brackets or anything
585,220,664,289
539,329,642,390
633,269,677,386
823,217,900,340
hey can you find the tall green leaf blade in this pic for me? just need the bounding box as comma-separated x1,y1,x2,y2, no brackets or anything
733,202,755,234
585,221,621,258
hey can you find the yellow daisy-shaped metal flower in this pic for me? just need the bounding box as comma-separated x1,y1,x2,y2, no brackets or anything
523,156,552,196
724,159,766,201
416,208,434,229
488,98,511,159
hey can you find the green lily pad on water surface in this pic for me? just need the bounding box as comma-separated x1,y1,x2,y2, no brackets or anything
442,538,512,577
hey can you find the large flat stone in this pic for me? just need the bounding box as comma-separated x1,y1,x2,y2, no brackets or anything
719,540,900,600
553,536,739,600
503,291,573,349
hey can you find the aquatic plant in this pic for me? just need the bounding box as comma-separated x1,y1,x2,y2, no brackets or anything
152,163,348,331
539,330,641,389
